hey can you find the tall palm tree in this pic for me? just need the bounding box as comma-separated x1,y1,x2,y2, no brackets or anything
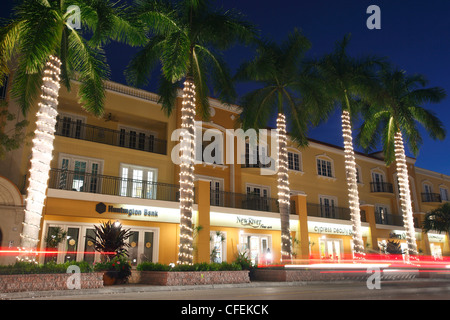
125,0,256,265
357,66,446,255
235,29,329,261
0,0,144,253
311,35,383,257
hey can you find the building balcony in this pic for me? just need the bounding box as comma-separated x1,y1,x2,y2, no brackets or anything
306,203,367,222
48,168,179,202
421,193,442,203
375,211,403,227
55,120,167,155
210,190,296,214
370,182,394,195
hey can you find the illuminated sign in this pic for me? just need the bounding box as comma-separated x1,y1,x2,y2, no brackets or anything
308,221,369,237
95,202,159,219
236,216,272,229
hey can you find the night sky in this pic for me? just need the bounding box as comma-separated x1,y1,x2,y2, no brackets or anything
3,0,450,175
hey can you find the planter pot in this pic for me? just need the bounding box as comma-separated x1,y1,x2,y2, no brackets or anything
102,271,119,286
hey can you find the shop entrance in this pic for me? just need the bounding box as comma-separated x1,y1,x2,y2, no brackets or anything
41,222,158,265
319,238,343,261
239,233,272,265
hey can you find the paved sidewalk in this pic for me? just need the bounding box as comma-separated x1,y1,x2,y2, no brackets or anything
0,281,311,300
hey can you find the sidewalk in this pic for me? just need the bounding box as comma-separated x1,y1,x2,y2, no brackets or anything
0,281,310,300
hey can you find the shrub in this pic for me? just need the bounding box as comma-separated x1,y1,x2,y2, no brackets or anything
136,261,242,272
93,256,132,281
0,261,93,275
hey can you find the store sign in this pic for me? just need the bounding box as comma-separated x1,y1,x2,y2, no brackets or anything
210,211,283,230
428,233,445,243
236,216,272,229
95,202,158,218
308,221,355,236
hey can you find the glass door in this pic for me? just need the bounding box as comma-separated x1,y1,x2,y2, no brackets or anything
64,227,80,263
319,196,336,218
372,172,385,192
319,238,343,261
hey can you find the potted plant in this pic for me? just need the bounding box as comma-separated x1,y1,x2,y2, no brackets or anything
93,256,132,285
86,220,133,285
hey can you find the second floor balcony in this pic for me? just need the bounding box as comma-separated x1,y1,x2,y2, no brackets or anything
55,119,167,155
421,192,442,203
306,203,367,222
48,168,179,202
370,182,394,195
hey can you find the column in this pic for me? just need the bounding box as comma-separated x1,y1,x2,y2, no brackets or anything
291,194,309,262
195,179,211,263
360,204,377,252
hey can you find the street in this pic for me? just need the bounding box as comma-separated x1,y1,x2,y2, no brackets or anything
13,279,450,300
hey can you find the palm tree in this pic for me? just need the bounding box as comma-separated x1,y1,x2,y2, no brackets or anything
422,203,450,235
310,35,383,257
0,0,144,253
125,0,256,265
357,65,446,255
235,29,329,261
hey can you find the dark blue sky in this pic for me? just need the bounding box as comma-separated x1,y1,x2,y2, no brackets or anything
3,0,450,175
104,0,450,176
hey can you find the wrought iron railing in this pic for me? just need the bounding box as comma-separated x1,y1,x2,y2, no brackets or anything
375,211,403,226
48,168,180,202
370,182,394,193
306,203,367,222
421,193,442,203
55,120,167,155
210,190,296,214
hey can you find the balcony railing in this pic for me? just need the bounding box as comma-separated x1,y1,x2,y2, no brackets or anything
306,203,367,222
210,190,296,214
421,193,442,203
48,168,180,202
375,211,403,226
370,182,394,193
55,120,167,155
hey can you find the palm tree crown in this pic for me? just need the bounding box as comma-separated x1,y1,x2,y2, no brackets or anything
125,0,257,118
0,0,144,117
357,66,446,164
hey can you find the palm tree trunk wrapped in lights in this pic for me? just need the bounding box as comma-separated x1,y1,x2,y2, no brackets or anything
21,56,61,252
341,109,365,257
177,77,196,265
342,110,364,257
276,113,292,260
394,131,418,255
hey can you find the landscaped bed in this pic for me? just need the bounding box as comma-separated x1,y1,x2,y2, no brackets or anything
0,261,104,293
131,262,250,286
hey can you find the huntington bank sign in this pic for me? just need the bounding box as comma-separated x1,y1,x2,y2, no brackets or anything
171,121,281,175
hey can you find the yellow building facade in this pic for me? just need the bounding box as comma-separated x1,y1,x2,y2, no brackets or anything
0,78,449,266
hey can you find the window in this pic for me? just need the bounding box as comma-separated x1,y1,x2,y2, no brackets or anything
423,183,433,194
120,164,158,199
317,158,333,177
56,113,86,139
58,154,103,193
356,166,362,183
244,142,270,168
210,231,226,263
319,195,337,218
288,152,300,171
119,125,156,152
375,204,389,220
440,187,449,202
